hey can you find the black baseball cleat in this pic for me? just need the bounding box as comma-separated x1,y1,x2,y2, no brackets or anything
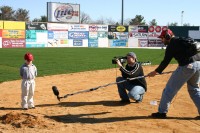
151,112,167,119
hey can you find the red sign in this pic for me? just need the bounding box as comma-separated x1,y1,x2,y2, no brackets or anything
2,38,25,48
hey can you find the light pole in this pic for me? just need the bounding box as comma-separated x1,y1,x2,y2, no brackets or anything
181,11,184,26
121,0,124,25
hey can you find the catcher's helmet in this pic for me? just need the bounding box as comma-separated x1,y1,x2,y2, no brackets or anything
24,53,34,61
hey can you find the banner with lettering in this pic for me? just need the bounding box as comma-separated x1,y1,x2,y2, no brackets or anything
26,30,48,48
88,25,108,47
108,25,128,47
2,30,25,48
128,26,148,47
148,26,167,47
26,22,47,30
47,30,68,47
68,31,89,47
47,2,80,23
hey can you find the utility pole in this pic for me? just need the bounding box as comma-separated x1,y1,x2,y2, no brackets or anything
181,11,184,26
121,0,124,25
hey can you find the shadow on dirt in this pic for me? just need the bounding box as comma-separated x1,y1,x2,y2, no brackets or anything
45,112,199,124
0,107,22,110
37,100,137,108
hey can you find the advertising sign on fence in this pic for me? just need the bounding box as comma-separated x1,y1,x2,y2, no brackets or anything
47,30,68,47
68,31,88,47
88,25,108,47
69,24,89,31
128,26,148,47
0,29,2,48
108,25,128,47
4,21,25,30
88,39,98,47
2,38,25,48
26,30,48,48
88,32,98,47
148,26,167,47
98,31,108,47
2,29,25,48
26,22,47,30
47,23,69,31
2,30,25,39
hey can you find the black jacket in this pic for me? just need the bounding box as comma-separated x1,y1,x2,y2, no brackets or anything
155,37,200,73
120,62,147,91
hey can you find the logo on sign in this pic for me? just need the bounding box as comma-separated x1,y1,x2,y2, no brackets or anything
54,5,78,21
69,32,88,39
89,25,98,31
117,26,126,32
3,40,11,47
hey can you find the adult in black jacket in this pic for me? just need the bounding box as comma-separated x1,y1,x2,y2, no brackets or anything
116,52,147,104
148,29,200,119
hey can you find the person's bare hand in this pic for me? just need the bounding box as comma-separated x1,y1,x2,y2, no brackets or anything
116,59,122,67
148,71,157,77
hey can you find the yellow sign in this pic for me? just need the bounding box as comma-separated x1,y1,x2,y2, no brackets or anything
116,26,126,32
4,21,25,30
2,30,25,38
0,21,3,29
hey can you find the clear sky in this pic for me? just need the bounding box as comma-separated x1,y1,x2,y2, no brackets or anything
1,0,200,26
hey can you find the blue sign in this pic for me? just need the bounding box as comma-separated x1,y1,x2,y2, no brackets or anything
110,40,127,47
68,31,89,39
88,39,98,47
48,31,54,39
73,39,83,46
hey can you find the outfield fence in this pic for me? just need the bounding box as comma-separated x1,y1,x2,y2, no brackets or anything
0,21,199,48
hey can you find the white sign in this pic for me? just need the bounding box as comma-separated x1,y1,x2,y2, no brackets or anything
47,23,69,31
68,24,89,31
47,2,80,23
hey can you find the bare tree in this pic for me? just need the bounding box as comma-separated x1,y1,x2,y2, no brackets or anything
14,8,29,21
105,17,116,25
123,18,131,25
80,12,91,24
93,17,105,24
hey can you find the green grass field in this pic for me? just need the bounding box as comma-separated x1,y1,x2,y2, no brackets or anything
0,47,176,83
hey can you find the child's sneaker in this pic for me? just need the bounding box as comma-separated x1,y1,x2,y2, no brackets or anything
23,108,28,110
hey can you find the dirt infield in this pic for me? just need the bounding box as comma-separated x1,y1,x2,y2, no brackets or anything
0,64,200,133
